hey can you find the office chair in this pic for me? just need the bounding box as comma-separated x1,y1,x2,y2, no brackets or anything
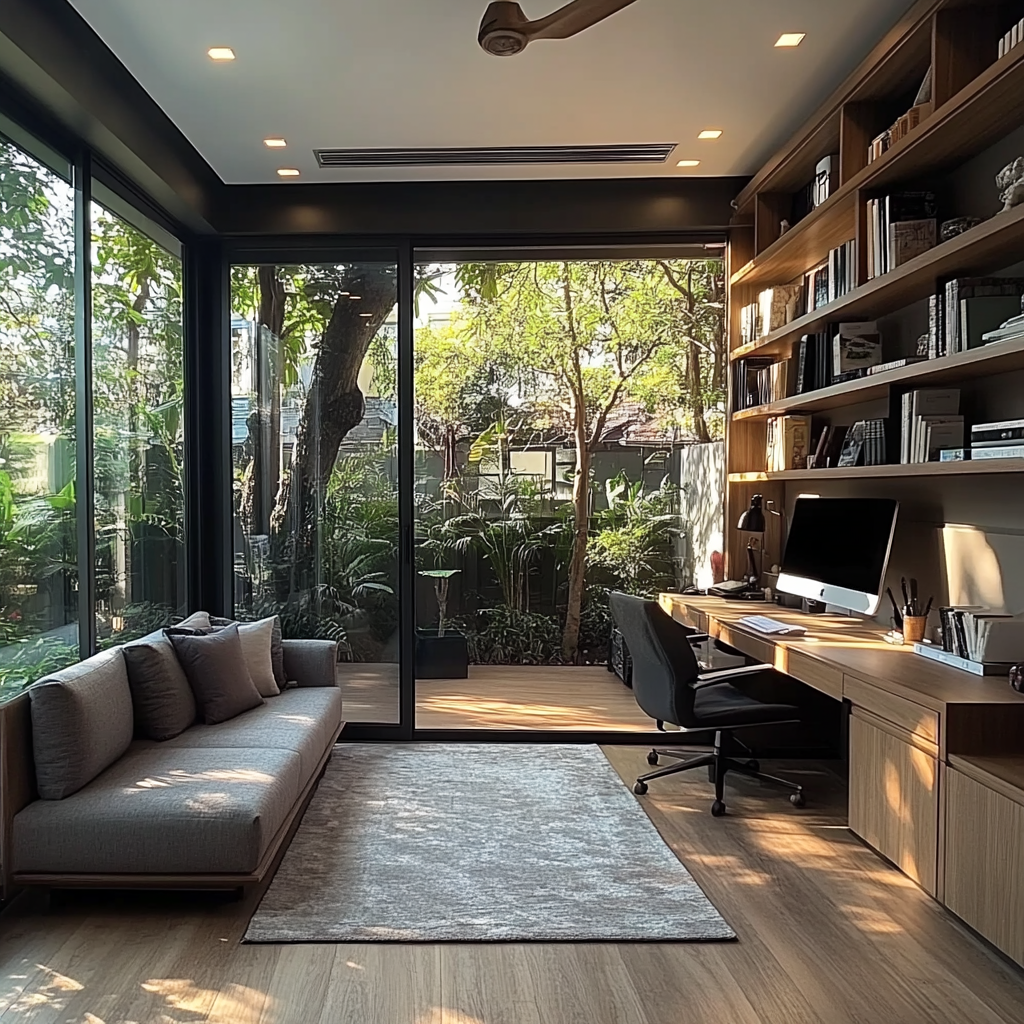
609,591,805,816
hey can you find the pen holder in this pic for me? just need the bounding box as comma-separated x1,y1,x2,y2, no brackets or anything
902,615,927,643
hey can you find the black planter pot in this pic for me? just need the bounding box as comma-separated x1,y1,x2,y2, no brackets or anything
415,629,469,679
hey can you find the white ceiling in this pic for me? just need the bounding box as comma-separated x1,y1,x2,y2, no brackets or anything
68,0,916,185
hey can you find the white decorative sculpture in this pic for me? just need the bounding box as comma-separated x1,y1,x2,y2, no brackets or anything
997,157,1024,211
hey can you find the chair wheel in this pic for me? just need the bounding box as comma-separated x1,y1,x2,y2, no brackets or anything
790,792,805,808
647,751,659,765
711,799,726,817
633,780,649,795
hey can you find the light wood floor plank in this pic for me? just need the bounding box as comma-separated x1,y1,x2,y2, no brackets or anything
0,745,1022,1023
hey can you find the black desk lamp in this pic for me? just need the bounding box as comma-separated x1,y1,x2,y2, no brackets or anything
737,494,766,595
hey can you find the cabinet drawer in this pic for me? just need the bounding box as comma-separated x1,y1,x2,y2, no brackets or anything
783,649,842,699
944,769,1024,967
844,675,939,746
849,712,939,895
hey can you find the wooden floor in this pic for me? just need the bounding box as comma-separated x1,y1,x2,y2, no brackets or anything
337,664,658,730
1,746,1023,1023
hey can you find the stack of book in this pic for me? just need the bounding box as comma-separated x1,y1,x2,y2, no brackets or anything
867,105,931,164
866,191,937,279
793,332,832,393
826,240,856,303
766,415,812,471
733,357,792,411
942,277,1024,354
836,418,887,467
998,18,1024,58
899,388,962,463
933,607,1024,668
966,418,1024,461
739,284,804,344
808,423,849,469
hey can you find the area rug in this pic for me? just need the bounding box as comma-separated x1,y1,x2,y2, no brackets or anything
244,743,735,943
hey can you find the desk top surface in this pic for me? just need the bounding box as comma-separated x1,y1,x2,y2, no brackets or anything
659,593,1024,711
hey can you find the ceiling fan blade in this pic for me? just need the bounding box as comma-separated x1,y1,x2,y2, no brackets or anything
527,0,640,41
478,0,639,55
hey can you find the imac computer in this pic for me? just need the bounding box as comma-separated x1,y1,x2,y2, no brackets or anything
776,496,899,615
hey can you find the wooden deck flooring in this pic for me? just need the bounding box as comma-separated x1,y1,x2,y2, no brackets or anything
1,746,1022,1023
336,664,657,730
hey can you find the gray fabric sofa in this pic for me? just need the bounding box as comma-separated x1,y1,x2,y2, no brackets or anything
0,632,343,891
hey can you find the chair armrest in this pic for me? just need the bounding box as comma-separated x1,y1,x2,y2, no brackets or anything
692,663,774,689
282,639,339,687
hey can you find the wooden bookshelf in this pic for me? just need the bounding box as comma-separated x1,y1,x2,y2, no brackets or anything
728,459,1024,483
724,0,1024,582
732,202,1024,361
733,334,1024,421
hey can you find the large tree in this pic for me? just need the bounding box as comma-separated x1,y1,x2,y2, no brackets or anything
456,259,723,660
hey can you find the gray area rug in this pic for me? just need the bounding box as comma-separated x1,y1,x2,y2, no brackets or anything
244,743,735,943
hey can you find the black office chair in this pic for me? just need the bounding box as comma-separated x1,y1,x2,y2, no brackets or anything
609,591,805,816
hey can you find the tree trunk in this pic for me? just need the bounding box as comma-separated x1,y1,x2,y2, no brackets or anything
688,338,712,444
562,398,590,663
271,266,396,593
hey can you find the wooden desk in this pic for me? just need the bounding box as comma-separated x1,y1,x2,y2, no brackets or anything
659,593,1024,965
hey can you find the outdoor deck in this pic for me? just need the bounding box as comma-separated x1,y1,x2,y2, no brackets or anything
335,664,657,730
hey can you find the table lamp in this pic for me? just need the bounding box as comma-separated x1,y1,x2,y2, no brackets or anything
737,494,766,594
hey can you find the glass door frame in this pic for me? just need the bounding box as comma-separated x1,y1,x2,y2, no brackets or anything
222,235,728,748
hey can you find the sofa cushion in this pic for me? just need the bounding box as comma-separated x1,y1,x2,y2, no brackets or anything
177,610,212,630
122,634,197,741
152,687,343,780
29,649,135,800
167,624,264,724
12,746,302,875
212,615,285,689
207,618,279,697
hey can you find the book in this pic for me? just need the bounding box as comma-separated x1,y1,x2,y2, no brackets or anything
832,322,881,376
945,278,1024,353
913,643,1014,676
901,388,960,464
767,415,812,471
928,293,944,358
837,421,866,467
889,218,936,268
867,357,926,375
922,418,964,461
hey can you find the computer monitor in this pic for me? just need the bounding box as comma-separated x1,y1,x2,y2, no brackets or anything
776,496,899,615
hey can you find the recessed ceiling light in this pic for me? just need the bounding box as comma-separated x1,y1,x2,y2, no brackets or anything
676,160,700,168
698,130,723,140
207,47,236,61
264,138,287,149
775,32,805,47
276,168,300,177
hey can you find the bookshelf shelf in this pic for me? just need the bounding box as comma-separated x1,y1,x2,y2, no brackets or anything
728,460,1024,484
730,201,1024,362
730,39,1024,292
732,334,1024,421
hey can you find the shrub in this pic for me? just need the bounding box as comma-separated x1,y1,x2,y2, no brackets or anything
460,606,563,665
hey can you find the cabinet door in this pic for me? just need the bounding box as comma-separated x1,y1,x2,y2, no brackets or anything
944,769,1024,967
849,712,939,895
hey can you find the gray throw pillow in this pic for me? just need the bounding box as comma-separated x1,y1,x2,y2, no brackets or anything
29,648,134,799
167,623,265,724
211,614,286,690
177,610,212,630
122,636,197,740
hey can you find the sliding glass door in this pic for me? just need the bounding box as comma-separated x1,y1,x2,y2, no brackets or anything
229,257,401,725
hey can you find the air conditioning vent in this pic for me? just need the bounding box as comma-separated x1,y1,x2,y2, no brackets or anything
314,144,677,167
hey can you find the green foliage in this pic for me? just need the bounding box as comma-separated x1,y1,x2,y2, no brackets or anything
588,472,679,594
459,606,564,666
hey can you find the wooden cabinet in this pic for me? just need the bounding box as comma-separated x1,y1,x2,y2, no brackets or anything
944,767,1024,968
848,711,939,895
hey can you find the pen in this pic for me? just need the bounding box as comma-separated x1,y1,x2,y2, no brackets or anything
923,596,933,618
886,587,903,628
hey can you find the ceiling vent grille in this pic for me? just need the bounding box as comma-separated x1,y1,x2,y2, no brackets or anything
314,144,677,167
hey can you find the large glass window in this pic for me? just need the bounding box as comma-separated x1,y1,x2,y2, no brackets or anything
0,134,78,696
231,261,399,723
91,205,186,644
